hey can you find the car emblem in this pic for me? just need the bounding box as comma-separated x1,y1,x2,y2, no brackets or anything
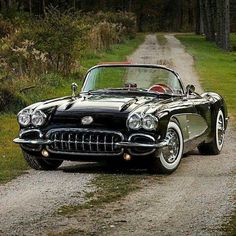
81,116,93,125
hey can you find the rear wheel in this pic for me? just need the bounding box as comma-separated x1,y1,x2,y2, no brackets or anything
198,109,225,155
22,150,63,170
149,121,183,174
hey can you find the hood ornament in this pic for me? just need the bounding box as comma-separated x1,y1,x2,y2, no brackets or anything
81,116,93,125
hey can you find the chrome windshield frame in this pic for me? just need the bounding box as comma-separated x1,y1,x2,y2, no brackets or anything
81,64,185,95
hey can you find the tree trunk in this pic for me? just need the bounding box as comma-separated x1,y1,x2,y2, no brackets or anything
29,0,32,15
195,0,201,34
216,0,230,50
42,0,45,15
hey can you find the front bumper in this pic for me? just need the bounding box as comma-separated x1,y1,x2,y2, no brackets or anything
14,128,168,157
13,138,168,148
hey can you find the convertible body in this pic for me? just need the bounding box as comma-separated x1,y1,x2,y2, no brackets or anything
14,64,228,173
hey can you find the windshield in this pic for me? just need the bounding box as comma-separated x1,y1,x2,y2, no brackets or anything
82,65,183,95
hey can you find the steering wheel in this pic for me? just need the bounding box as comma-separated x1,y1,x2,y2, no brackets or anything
148,84,173,94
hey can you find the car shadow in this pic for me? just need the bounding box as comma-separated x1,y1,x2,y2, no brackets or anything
59,161,154,176
58,149,200,175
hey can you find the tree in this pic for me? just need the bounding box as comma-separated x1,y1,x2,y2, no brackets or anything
216,0,230,50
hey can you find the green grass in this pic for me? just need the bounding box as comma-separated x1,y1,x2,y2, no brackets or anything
177,33,236,236
230,33,236,49
0,34,145,184
0,114,28,183
177,34,236,121
156,33,167,46
57,173,142,216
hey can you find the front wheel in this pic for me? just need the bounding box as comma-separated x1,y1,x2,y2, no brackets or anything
198,109,225,155
22,150,63,170
149,121,184,174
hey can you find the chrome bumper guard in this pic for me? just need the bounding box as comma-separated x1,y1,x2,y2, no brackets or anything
13,138,168,148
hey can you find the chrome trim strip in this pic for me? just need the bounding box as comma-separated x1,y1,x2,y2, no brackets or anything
116,141,167,148
13,138,52,145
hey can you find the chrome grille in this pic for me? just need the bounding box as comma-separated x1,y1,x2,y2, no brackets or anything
46,129,124,155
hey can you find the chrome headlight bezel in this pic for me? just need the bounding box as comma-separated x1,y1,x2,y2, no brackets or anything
31,110,47,127
142,114,158,131
17,109,31,127
127,113,158,131
127,113,142,130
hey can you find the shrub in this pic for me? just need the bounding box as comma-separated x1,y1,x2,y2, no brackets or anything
0,18,14,37
85,11,137,51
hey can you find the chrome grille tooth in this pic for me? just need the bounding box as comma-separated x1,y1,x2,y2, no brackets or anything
89,134,92,152
61,133,64,150
82,134,85,151
96,135,99,152
68,133,72,151
104,135,107,152
111,136,114,151
75,134,78,151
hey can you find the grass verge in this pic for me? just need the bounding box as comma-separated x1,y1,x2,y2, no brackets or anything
0,34,145,184
57,172,143,216
177,33,236,236
156,33,167,46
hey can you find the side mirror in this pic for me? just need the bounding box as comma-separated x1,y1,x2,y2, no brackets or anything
186,84,195,95
71,82,78,99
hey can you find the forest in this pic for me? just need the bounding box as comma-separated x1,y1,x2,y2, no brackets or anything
0,0,235,112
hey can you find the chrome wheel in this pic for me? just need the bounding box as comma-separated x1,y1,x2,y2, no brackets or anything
216,110,225,151
159,121,183,171
162,128,180,163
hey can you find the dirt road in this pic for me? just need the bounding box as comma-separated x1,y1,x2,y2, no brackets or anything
0,34,235,236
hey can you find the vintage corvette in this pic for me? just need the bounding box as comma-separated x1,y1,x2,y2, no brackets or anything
14,63,228,174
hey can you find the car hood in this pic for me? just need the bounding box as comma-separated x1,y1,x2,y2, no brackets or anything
29,94,181,129
55,95,153,114
33,94,179,116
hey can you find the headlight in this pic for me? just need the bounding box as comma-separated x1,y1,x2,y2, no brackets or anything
142,114,158,131
18,110,31,127
128,113,142,130
31,110,47,127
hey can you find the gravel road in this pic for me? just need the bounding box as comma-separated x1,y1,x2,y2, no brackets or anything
99,34,236,235
0,163,95,235
0,34,235,236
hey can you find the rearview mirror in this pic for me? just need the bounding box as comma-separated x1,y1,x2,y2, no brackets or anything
71,82,78,99
186,84,195,95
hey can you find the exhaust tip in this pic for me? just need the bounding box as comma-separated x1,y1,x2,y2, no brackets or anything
123,153,131,161
41,149,49,158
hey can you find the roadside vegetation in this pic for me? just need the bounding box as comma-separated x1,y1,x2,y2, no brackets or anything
177,34,236,122
0,8,144,184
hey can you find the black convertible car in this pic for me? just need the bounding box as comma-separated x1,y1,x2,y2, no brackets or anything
14,63,228,174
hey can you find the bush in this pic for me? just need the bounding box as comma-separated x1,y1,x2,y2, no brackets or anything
0,7,89,78
85,11,137,51
0,18,14,37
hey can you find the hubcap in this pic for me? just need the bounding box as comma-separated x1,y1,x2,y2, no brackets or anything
162,128,180,163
